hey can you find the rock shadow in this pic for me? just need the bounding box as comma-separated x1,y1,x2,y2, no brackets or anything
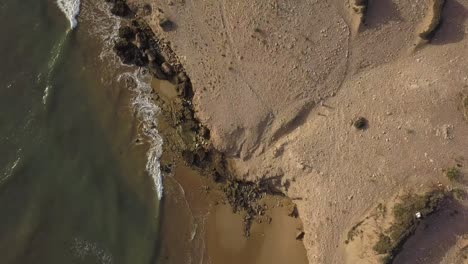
365,0,402,29
431,0,468,45
393,199,468,264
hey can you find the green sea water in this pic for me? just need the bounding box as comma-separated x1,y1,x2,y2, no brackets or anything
0,1,161,263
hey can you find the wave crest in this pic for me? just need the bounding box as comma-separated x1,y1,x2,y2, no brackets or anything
119,71,164,200
56,0,81,29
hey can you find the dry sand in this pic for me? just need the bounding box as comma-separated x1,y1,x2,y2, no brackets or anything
130,0,468,263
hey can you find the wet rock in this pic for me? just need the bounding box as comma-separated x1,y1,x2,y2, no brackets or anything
199,126,210,139
175,82,189,97
113,39,148,66
135,32,150,50
145,49,163,64
194,148,208,165
118,25,135,40
161,62,174,76
176,72,189,84
161,164,173,173
148,62,167,80
183,150,195,164
296,231,305,240
288,204,299,218
107,0,130,17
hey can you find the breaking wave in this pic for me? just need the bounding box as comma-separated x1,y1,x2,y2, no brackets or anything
81,1,164,199
56,0,81,29
118,70,164,200
69,1,164,200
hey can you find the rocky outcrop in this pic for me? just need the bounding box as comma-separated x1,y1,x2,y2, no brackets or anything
105,0,131,17
113,39,147,66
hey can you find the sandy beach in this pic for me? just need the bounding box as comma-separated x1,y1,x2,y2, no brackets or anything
106,0,468,263
152,77,309,263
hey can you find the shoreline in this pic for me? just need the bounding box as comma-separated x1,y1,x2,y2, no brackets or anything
102,0,310,263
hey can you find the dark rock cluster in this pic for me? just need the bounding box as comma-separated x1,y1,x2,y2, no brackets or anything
223,180,270,236
105,0,131,17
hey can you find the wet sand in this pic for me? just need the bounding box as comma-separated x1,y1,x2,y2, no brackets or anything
206,199,309,264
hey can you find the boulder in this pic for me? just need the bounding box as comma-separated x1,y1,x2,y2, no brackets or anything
159,17,175,31
109,0,130,17
148,62,167,80
176,72,188,84
142,4,152,16
161,62,174,76
135,32,149,50
113,39,148,66
145,48,164,64
296,231,305,240
118,25,135,40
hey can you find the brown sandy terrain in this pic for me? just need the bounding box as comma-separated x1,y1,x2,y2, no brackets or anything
153,78,308,264
125,0,468,263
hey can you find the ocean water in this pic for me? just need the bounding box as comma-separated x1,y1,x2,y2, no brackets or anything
0,0,163,263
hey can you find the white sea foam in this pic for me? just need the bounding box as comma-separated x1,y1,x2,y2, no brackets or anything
0,156,21,186
43,33,68,105
80,0,121,65
56,0,81,29
78,1,165,200
71,237,113,264
119,70,164,200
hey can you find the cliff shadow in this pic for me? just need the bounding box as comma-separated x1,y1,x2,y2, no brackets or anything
431,0,468,45
365,0,403,29
393,199,468,264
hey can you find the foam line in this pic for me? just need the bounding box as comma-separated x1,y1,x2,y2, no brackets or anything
56,0,81,29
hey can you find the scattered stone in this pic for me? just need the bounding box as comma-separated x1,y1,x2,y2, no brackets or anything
149,62,167,80
176,72,189,84
223,180,270,236
161,62,174,76
288,204,299,218
113,39,148,66
135,32,149,50
142,4,152,16
442,124,454,140
118,25,135,40
145,49,158,63
106,0,130,17
161,164,173,173
296,231,305,240
159,17,174,31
